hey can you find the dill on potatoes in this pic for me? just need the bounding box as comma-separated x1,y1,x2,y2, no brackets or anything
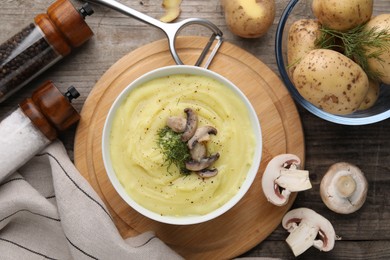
157,126,191,175
316,24,390,81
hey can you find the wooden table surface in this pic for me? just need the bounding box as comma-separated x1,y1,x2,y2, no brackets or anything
1,0,389,259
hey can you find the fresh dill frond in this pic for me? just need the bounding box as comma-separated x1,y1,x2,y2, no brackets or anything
157,126,191,175
315,23,390,81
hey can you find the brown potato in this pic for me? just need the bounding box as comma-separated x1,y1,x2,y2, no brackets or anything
358,80,380,110
159,0,182,23
364,14,390,85
292,49,369,115
312,0,373,31
221,0,275,38
287,19,322,77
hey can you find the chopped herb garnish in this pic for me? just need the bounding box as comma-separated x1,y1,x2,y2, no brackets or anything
316,24,390,81
157,126,191,175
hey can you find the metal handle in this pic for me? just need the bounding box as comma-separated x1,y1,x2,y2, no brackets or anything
86,0,165,28
85,0,223,67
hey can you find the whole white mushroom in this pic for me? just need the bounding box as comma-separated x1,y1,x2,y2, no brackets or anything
320,162,368,214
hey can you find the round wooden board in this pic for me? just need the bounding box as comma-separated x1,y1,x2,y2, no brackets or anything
74,36,305,259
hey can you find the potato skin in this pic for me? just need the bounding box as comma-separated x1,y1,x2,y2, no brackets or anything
312,0,373,31
364,14,390,85
159,0,182,23
287,19,322,76
358,80,380,110
221,0,275,38
292,49,369,115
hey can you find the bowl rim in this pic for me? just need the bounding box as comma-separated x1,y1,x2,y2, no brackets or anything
102,65,262,225
275,0,390,125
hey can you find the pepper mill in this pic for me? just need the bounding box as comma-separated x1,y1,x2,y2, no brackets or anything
0,0,94,103
0,80,80,179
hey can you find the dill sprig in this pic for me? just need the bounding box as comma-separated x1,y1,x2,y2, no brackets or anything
157,126,191,175
316,23,390,81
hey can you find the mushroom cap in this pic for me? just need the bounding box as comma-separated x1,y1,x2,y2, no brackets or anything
320,162,368,214
261,154,301,206
282,207,336,252
197,168,218,178
181,108,198,142
185,153,220,171
187,125,217,149
189,142,207,161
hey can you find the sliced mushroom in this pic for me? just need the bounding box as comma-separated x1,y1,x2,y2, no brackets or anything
196,168,218,178
261,154,312,206
282,208,338,257
187,126,218,149
276,166,312,192
166,116,186,132
320,162,368,214
190,142,207,161
185,153,220,171
181,108,198,142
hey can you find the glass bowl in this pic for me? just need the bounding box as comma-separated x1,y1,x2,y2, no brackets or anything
275,0,390,125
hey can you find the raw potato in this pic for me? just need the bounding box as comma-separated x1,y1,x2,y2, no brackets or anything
312,0,373,31
292,49,369,115
364,14,390,85
287,19,321,76
221,0,275,38
358,80,380,110
159,0,182,23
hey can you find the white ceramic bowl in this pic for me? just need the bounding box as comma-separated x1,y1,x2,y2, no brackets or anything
102,65,262,225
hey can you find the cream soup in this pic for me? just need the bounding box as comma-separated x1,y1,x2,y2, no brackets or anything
109,74,256,216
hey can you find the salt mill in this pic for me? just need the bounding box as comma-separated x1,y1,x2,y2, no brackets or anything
0,0,94,103
0,80,80,179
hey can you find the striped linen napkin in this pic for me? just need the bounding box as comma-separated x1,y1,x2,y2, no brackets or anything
0,140,182,260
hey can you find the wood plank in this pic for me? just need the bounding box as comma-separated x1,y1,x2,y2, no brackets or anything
242,240,390,259
0,0,389,259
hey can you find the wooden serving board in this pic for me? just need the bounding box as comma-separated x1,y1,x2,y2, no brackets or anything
74,36,305,259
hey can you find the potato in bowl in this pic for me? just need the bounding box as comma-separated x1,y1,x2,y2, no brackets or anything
102,65,262,225
275,0,390,125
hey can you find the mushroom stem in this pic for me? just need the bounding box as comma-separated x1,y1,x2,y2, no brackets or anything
275,168,312,192
285,221,320,257
283,208,337,256
187,125,217,149
320,162,368,214
181,108,198,142
336,175,357,198
190,142,207,161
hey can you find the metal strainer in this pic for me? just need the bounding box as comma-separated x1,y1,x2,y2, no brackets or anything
86,0,223,68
